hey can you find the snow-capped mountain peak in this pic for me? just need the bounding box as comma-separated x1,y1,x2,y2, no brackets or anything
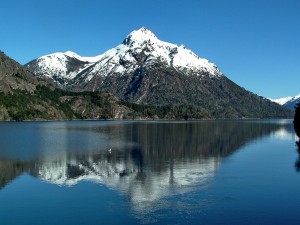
64,50,80,58
119,27,222,77
123,27,159,45
25,28,223,91
270,93,300,108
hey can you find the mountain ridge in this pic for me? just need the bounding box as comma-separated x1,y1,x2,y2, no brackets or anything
0,50,138,121
270,94,300,109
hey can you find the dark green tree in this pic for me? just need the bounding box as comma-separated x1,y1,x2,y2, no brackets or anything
294,103,300,138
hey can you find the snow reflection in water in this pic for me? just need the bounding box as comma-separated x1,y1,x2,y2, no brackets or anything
0,120,293,215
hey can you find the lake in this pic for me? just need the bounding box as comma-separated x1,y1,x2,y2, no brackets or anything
0,120,299,225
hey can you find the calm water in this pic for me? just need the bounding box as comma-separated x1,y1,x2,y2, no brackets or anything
0,120,299,225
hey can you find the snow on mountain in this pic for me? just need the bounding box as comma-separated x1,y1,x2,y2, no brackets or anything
120,27,222,77
271,96,294,105
25,27,222,86
270,93,300,108
25,51,97,84
63,51,103,63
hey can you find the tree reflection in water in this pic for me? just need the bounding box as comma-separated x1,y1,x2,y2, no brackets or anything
295,141,300,172
294,103,300,172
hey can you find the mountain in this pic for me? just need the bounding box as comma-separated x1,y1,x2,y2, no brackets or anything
270,94,300,109
0,50,223,121
0,51,135,121
25,28,222,92
25,27,292,118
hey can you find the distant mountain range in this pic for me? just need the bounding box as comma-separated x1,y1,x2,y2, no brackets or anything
270,94,300,109
23,27,292,119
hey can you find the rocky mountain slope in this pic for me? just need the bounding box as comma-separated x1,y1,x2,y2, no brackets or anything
25,28,292,118
0,51,43,93
0,51,134,121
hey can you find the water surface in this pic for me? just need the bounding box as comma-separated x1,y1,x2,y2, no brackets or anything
0,120,298,225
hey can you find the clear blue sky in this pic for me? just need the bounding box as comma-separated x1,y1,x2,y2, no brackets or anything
1,0,299,99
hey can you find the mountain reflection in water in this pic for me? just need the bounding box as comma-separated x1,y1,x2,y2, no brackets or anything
0,120,292,212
